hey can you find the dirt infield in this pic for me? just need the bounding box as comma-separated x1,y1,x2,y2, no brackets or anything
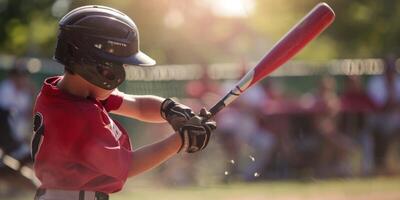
7,176,400,200
112,176,400,200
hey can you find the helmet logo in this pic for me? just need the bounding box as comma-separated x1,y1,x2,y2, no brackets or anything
107,40,127,47
94,43,102,49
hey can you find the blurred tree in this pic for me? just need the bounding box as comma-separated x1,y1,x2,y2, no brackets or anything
0,0,60,57
1,0,400,62
253,0,400,58
328,0,400,57
71,0,258,64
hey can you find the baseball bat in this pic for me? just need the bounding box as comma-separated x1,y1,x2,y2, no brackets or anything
209,2,335,116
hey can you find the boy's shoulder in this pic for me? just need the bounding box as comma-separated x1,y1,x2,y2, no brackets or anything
35,76,101,117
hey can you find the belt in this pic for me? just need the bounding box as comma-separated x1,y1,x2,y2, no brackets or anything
34,188,109,200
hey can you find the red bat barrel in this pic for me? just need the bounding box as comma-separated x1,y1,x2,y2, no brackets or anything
250,2,335,87
209,3,335,116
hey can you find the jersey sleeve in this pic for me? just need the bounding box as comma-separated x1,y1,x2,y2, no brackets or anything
75,112,132,180
101,93,124,112
80,136,132,180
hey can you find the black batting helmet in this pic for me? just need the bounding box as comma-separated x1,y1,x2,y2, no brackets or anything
54,5,155,90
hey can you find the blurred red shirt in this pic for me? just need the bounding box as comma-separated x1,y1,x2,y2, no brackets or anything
341,89,377,113
32,76,132,194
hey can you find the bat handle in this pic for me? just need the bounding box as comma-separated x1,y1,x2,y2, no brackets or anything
206,85,243,119
207,91,238,119
209,100,226,118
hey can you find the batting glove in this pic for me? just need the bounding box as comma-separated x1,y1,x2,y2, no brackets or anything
161,98,195,131
178,108,217,153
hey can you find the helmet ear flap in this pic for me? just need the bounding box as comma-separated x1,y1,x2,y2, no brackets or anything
66,43,76,59
65,42,79,73
55,30,80,73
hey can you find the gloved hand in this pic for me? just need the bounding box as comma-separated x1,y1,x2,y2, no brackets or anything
178,108,217,153
161,98,195,131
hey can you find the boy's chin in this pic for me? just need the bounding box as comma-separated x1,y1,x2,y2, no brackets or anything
96,92,113,100
93,90,114,100
96,95,109,101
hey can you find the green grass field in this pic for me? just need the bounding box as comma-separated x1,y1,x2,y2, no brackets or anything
10,176,400,200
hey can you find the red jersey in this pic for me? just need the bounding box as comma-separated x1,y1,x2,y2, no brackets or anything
31,76,133,194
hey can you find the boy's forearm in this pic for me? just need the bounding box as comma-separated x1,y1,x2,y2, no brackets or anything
132,95,165,121
113,94,166,122
127,133,181,178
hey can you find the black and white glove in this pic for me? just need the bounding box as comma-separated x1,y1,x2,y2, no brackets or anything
161,98,195,131
178,108,217,153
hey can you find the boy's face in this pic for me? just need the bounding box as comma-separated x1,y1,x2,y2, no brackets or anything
65,69,117,100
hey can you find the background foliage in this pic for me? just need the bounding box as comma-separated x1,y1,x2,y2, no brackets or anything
0,0,399,63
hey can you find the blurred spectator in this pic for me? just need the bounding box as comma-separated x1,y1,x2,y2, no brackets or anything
340,75,377,175
185,63,220,108
341,76,376,114
0,65,34,163
215,60,279,181
218,80,277,182
0,64,36,196
312,76,353,177
157,63,221,185
366,55,400,175
260,80,296,179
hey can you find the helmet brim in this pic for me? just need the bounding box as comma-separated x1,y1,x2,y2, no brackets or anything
124,51,156,67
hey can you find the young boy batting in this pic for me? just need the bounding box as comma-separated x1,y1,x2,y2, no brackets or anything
31,5,216,200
